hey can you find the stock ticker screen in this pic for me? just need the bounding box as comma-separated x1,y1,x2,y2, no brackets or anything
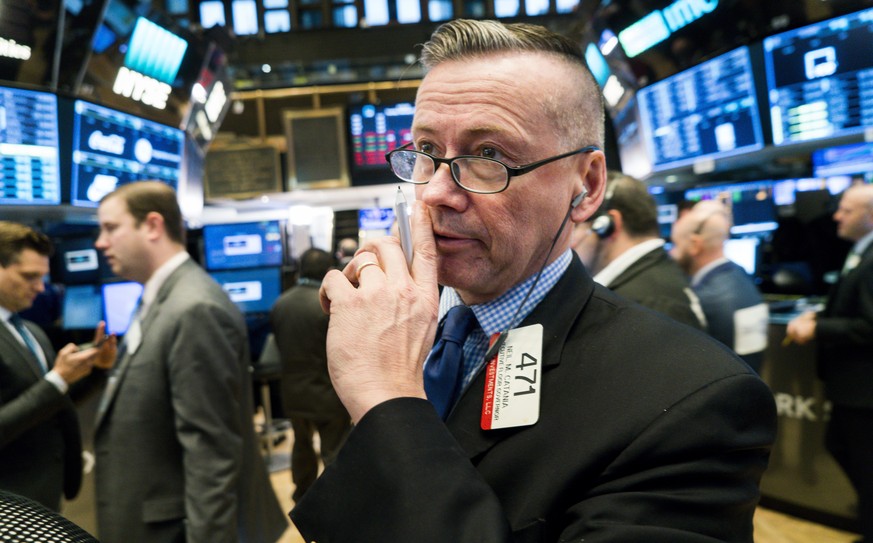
349,102,415,169
637,46,765,171
764,7,873,146
0,85,61,205
70,100,184,206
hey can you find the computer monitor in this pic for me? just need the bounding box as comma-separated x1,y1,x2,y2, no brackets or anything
812,142,873,178
101,281,144,335
70,99,184,206
51,237,101,285
0,85,62,205
209,268,282,314
763,7,873,146
684,181,778,235
62,285,103,330
724,237,759,276
637,46,765,171
202,221,284,270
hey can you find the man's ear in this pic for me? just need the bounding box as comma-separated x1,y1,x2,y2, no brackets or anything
571,151,607,223
142,211,166,241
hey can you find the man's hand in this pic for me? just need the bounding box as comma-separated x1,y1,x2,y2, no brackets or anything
89,321,118,370
319,202,441,423
786,310,817,345
53,343,101,384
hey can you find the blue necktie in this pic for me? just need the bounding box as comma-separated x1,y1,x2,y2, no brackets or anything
424,305,477,419
9,314,46,373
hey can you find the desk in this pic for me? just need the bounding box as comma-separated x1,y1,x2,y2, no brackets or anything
759,318,859,531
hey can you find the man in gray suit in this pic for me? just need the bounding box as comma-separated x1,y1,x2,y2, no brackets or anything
0,221,114,510
93,181,287,543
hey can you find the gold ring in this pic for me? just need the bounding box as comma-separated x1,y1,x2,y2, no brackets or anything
355,261,380,281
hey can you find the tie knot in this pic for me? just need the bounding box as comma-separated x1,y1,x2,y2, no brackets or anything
441,305,476,344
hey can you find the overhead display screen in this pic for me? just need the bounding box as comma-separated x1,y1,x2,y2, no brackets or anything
0,85,61,205
349,102,414,169
637,46,765,171
71,100,184,206
764,7,873,146
210,268,282,314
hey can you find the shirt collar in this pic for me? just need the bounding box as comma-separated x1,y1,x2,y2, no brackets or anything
141,251,190,312
438,249,573,335
594,238,665,287
691,256,731,287
852,229,873,256
0,305,13,323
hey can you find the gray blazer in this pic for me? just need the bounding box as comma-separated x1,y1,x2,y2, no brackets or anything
93,259,287,543
0,319,83,510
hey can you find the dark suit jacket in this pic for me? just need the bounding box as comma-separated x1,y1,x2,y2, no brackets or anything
816,242,873,409
291,257,777,542
0,318,89,510
93,259,287,543
694,260,767,373
608,245,704,329
270,282,348,420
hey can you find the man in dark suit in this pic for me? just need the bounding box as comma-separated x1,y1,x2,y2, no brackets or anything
787,183,873,543
671,200,769,372
92,182,287,543
572,171,705,329
0,221,114,510
291,20,776,542
270,248,350,502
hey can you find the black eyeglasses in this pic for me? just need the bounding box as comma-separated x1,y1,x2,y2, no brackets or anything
385,143,600,194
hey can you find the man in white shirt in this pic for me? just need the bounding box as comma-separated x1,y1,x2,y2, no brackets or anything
572,172,704,329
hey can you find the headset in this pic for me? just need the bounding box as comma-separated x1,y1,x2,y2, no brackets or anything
590,180,617,238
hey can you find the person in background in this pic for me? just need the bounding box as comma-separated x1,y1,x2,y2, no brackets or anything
290,19,776,542
787,183,873,543
92,181,287,543
0,221,115,510
335,237,358,270
671,200,769,373
572,171,705,329
270,248,351,503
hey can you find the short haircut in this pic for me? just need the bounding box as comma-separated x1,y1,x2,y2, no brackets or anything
101,181,186,245
420,19,605,149
600,172,659,238
0,221,53,267
299,248,335,281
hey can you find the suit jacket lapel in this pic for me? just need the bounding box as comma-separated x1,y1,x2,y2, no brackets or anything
447,257,594,460
96,262,193,428
0,320,46,378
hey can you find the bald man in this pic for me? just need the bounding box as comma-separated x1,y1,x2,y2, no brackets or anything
787,183,873,543
671,200,768,372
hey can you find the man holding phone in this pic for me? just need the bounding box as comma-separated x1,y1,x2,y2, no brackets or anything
0,220,115,510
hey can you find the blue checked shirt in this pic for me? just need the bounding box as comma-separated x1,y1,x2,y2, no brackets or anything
431,249,573,393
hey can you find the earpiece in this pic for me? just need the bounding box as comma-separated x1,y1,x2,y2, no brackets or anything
570,187,588,209
591,213,615,238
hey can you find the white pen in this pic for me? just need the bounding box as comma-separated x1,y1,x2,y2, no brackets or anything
395,186,413,266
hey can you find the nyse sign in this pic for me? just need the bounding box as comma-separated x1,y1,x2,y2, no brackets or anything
773,392,832,422
113,67,171,110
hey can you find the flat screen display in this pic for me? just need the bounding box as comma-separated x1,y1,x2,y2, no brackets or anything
637,46,765,171
684,181,778,235
101,281,143,335
724,237,759,276
812,142,873,178
763,7,873,146
209,268,282,314
349,103,414,170
62,285,103,330
202,221,284,270
71,100,184,206
0,85,61,205
52,237,102,285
